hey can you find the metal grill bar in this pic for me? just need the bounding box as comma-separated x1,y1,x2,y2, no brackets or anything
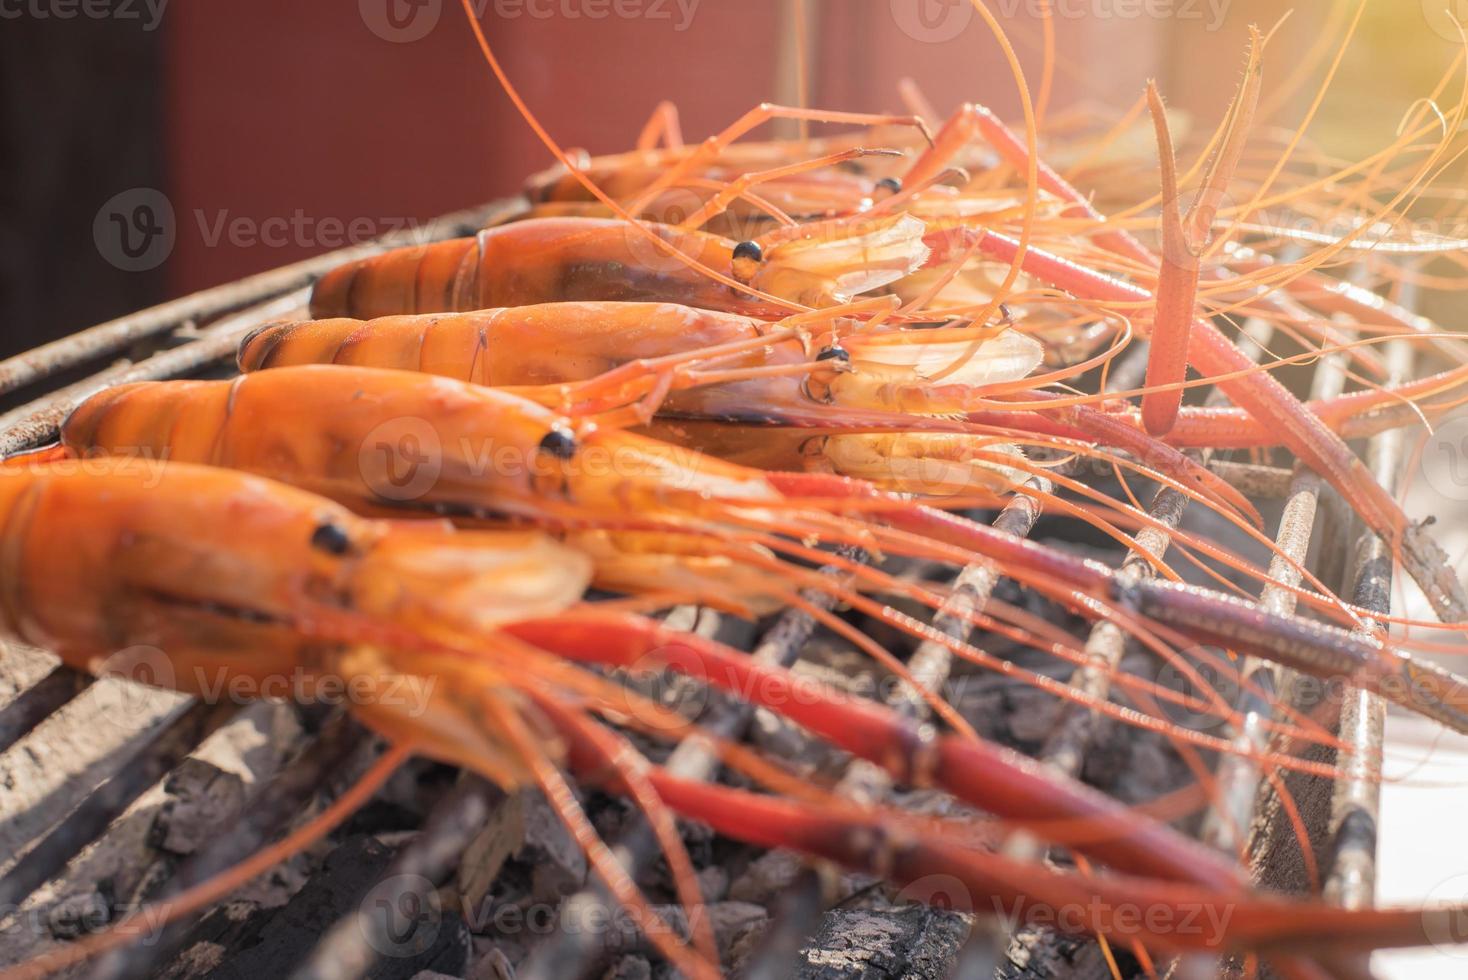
0,202,518,402
969,341,1245,976
1210,460,1295,501
0,701,236,910
840,479,1050,804
0,193,1430,980
1035,338,1224,787
1322,335,1412,911
0,290,310,457
743,481,1052,978
1199,324,1349,859
291,775,505,980
0,666,89,755
519,549,864,980
738,871,831,980
89,712,370,980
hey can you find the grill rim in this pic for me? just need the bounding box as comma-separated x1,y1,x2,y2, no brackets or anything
0,198,1416,980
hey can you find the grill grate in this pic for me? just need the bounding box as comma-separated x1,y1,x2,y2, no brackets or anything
0,199,1417,980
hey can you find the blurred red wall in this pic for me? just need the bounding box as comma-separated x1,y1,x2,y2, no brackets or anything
162,0,1290,295
165,2,789,292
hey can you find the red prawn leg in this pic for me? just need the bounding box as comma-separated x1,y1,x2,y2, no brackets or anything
899,396,1263,527
1164,397,1456,450
915,58,1393,422
541,711,1401,972
766,470,1117,597
650,778,1442,970
908,75,1415,482
635,99,684,151
507,612,1244,891
975,399,1395,453
1225,244,1468,364
644,777,1418,966
1041,391,1264,529
648,777,1226,950
1141,39,1263,436
1125,579,1468,733
1142,82,1199,437
970,363,1468,450
967,230,1411,551
763,471,1468,730
626,105,931,216
902,102,1143,262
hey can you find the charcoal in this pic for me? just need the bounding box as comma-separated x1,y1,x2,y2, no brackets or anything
456,788,587,922
151,758,247,856
200,836,470,980
794,905,969,979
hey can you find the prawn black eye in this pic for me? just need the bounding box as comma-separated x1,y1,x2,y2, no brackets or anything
731,240,763,285
538,427,578,460
803,346,850,404
732,240,763,263
310,521,353,556
875,177,902,195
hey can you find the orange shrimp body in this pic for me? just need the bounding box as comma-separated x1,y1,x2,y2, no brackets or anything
57,366,783,527
311,218,781,321
237,306,1044,494
51,365,806,605
38,364,1468,736
245,304,1463,457
15,465,1468,980
240,304,810,425
310,215,930,320
238,307,1289,509
0,467,1336,980
240,304,1047,421
0,459,589,699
